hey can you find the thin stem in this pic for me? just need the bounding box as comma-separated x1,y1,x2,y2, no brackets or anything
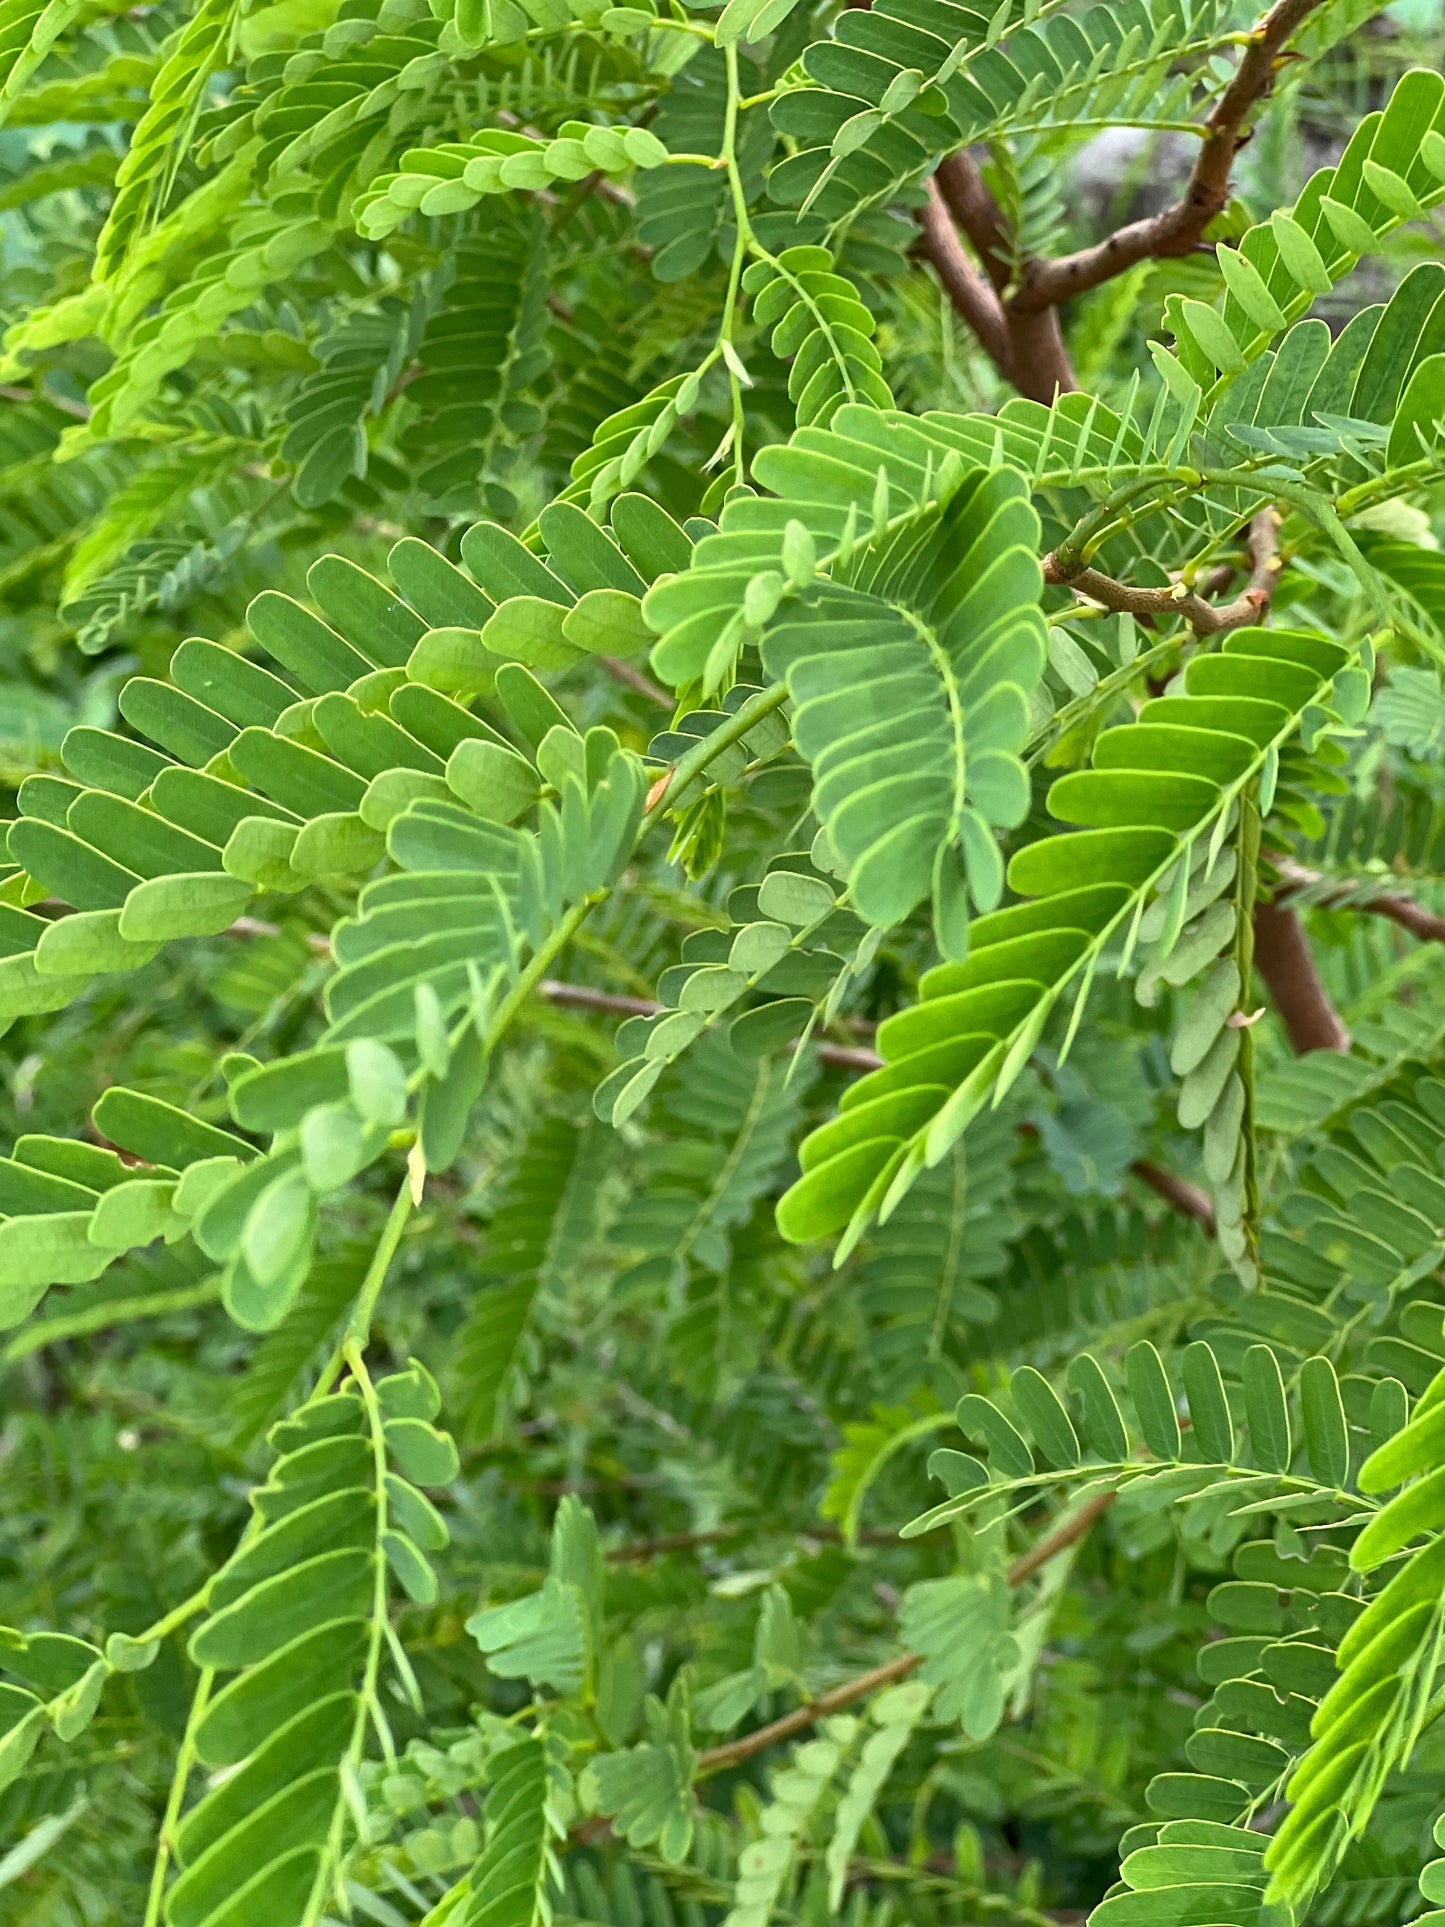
720,41,753,488
1235,792,1263,1277
347,1179,417,1350
143,1669,213,1927
1052,469,1199,573
485,893,604,1053
301,1343,390,1927
136,1584,213,1648
646,680,789,813
3,1279,223,1361
691,1491,1115,1778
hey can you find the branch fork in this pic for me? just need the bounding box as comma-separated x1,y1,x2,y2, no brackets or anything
914,0,1324,401
1043,508,1282,636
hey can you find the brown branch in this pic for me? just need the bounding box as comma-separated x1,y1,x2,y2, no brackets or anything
606,1521,938,1563
0,381,91,421
220,933,1213,1235
692,1492,1115,1777
934,153,1078,402
934,149,1012,294
1271,858,1445,945
535,977,879,1070
916,162,1077,402
600,656,671,707
1128,1159,1217,1235
914,0,1324,391
539,979,660,1019
915,177,1014,375
1043,508,1281,635
228,937,1211,1232
1014,0,1326,312
1253,899,1350,1054
1003,1489,1116,1585
696,1655,923,1778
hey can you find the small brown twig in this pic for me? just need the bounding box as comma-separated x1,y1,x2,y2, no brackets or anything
0,381,91,421
1128,1159,1217,1235
1043,509,1281,636
539,980,661,1020
691,1491,1115,1778
1271,858,1445,945
536,977,878,1070
600,656,672,707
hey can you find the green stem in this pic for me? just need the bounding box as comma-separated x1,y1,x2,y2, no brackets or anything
301,1342,391,1927
135,1584,213,1648
719,43,752,258
309,1178,416,1399
719,41,752,488
648,680,789,813
143,1668,214,1927
1052,468,1196,572
1233,791,1262,1281
3,1280,222,1361
347,1178,417,1350
483,893,603,1053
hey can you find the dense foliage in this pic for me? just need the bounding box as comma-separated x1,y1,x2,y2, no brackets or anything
2,0,1445,1919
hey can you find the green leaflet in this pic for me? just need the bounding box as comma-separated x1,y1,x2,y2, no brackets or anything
717,1721,852,1916
33,910,159,977
743,245,893,428
61,726,171,799
778,625,1358,1252
1009,1365,1080,1468
761,467,1045,937
1357,1382,1445,1490
190,1547,375,1670
468,1497,603,1696
1299,1356,1350,1488
0,0,88,126
451,1739,552,1926
1241,1344,1291,1473
898,1573,1016,1737
1067,1353,1130,1462
194,1623,368,1766
118,679,237,766
355,122,669,239
118,873,253,943
92,1088,252,1167
164,1366,453,1917
824,1681,931,1907
93,0,240,280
